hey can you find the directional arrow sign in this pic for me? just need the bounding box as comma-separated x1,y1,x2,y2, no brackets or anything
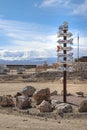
57,38,73,44
57,32,73,38
58,67,73,72
67,67,73,72
59,25,68,31
57,46,73,52
61,46,73,51
60,57,73,61
58,52,73,58
60,61,73,65
58,67,64,72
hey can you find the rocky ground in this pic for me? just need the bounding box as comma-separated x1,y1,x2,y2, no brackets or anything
0,95,87,130
0,67,87,130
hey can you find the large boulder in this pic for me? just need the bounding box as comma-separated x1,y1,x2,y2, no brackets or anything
78,100,87,112
33,88,51,105
38,100,53,112
0,95,15,107
15,86,36,97
55,103,73,114
16,95,32,109
22,86,36,97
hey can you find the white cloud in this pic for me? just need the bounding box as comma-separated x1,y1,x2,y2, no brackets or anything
72,0,87,16
39,0,58,7
39,0,70,8
0,18,58,60
38,0,87,17
0,48,57,61
0,18,57,48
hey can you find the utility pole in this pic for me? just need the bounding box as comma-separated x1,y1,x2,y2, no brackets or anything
57,22,73,103
77,33,79,61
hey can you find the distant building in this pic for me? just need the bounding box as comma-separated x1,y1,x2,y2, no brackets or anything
75,56,87,62
17,67,25,74
0,65,10,74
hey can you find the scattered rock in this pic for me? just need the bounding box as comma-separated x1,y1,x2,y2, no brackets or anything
76,92,84,97
57,121,61,124
44,117,48,121
56,103,73,114
23,119,28,122
78,100,87,112
0,95,15,107
67,93,73,96
33,88,51,105
38,100,53,112
51,90,58,96
61,90,73,96
16,96,32,109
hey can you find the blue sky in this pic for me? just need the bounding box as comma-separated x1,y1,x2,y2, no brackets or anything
0,0,87,61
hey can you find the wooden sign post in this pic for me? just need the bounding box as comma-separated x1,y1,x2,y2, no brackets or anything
57,22,73,103
63,28,67,103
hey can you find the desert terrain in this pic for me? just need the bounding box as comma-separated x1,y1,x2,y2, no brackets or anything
0,66,87,130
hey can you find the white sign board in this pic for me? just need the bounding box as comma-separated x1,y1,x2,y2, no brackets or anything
62,47,73,51
58,52,73,58
58,67,73,72
60,61,73,65
57,38,73,44
59,25,68,31
57,32,73,38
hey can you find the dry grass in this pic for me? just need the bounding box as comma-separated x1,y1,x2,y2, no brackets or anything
0,80,87,96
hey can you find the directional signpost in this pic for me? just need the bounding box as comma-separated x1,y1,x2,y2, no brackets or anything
57,22,73,103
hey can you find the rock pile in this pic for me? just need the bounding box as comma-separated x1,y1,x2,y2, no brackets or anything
0,85,86,117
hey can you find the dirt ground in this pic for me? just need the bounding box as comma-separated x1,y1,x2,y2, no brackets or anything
0,79,87,95
0,112,87,130
0,80,87,130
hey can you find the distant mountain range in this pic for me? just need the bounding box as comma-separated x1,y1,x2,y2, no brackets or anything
0,57,58,65
0,48,86,65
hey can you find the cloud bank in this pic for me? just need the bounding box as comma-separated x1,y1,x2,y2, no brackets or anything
38,0,87,17
0,18,87,61
0,48,57,61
